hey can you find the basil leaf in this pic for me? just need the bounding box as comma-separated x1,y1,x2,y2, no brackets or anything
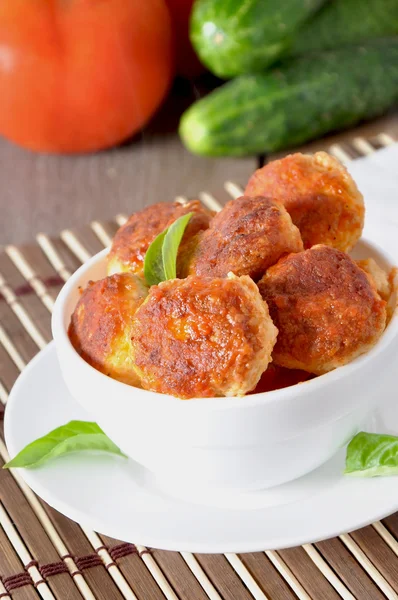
144,229,168,286
345,431,398,477
4,420,126,469
162,212,193,281
143,212,193,286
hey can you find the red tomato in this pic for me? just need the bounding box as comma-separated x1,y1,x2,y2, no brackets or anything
0,0,174,153
165,0,204,77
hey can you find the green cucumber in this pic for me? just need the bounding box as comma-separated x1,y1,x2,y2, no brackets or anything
179,39,398,157
190,0,326,79
288,0,398,57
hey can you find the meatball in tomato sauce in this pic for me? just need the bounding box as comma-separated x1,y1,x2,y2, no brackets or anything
188,195,303,281
69,273,148,387
108,200,213,279
258,245,386,375
245,152,364,252
131,274,278,399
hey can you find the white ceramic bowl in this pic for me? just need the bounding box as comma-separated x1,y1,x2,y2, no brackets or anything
52,239,398,492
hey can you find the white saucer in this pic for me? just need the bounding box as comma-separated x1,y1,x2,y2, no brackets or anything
5,342,398,553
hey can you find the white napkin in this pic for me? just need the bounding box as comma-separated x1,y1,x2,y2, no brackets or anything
344,144,398,256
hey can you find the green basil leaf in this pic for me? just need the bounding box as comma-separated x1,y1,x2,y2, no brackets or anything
162,212,193,281
144,228,168,286
4,420,126,469
345,431,398,477
143,212,193,286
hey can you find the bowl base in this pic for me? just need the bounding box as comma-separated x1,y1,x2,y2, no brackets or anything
143,453,342,510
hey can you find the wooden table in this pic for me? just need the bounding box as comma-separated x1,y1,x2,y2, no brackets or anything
1,78,397,246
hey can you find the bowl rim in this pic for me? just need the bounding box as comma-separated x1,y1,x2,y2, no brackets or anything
52,240,398,412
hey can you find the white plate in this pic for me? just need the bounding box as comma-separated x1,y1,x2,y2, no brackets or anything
5,341,398,553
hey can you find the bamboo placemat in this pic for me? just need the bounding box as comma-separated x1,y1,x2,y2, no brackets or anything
1,133,398,600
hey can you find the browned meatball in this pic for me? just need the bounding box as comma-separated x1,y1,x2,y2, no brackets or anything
245,152,364,252
69,273,148,386
131,275,278,399
356,258,391,301
258,245,386,374
108,200,213,279
188,195,303,281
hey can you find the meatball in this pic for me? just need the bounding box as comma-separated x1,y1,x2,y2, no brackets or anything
108,200,213,279
258,245,386,374
188,195,303,281
356,258,391,301
69,273,148,386
131,274,278,399
245,152,364,252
